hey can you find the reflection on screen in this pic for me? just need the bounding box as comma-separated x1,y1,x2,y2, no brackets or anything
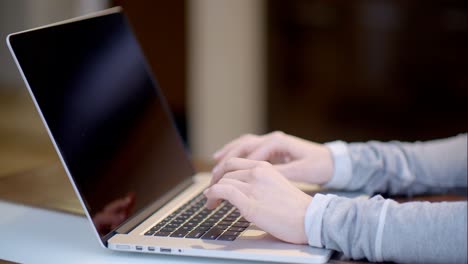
9,11,194,240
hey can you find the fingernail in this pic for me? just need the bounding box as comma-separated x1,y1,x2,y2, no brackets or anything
213,150,221,159
203,188,209,195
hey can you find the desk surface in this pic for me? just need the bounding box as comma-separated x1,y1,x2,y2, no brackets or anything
0,200,364,264
0,200,261,264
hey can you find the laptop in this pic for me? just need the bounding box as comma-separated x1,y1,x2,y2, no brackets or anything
6,7,332,264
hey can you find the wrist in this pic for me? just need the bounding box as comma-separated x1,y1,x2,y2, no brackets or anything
304,193,337,248
323,141,352,189
301,144,334,185
298,194,313,244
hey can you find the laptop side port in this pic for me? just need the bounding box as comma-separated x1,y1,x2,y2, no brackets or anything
148,246,155,252
160,247,171,253
136,246,143,251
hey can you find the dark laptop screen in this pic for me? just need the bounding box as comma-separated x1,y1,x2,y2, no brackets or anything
8,10,194,240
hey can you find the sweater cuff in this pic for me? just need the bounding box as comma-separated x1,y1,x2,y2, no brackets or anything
323,141,352,189
304,193,337,248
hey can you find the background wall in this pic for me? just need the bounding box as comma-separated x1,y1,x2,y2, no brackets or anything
0,0,109,91
267,0,467,143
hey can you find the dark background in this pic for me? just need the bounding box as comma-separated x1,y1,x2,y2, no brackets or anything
119,0,467,143
267,0,467,142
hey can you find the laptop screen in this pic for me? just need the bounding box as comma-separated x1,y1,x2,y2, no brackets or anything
8,10,194,241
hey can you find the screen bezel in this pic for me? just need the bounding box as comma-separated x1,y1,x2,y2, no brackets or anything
6,7,195,246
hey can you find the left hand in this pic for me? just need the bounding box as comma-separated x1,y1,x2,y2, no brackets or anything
204,157,312,244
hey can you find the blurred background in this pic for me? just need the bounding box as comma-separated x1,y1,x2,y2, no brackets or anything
0,0,467,177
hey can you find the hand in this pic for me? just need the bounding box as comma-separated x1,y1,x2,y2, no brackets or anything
212,131,334,185
204,158,312,244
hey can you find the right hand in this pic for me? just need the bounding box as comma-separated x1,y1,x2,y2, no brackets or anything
204,158,312,244
211,131,334,186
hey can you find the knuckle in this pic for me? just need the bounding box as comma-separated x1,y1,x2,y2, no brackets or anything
218,178,227,185
241,133,254,141
271,130,285,138
204,187,214,197
224,185,235,198
224,157,237,169
259,160,271,168
251,166,264,179
241,202,255,221
273,130,284,135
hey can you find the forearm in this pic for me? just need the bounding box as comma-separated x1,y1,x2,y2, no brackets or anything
324,134,468,195
305,194,468,263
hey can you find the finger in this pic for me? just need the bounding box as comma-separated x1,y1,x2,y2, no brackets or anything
223,169,252,183
213,135,253,160
213,144,258,177
211,158,265,185
212,134,260,161
246,139,285,161
204,184,250,215
206,178,251,208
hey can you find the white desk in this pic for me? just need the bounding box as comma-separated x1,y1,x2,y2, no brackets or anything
0,200,262,264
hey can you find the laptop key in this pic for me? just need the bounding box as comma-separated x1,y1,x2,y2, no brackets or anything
183,222,197,228
201,228,224,240
200,222,214,227
217,235,237,241
160,227,176,232
210,213,223,219
172,219,185,224
190,217,203,223
223,231,241,236
228,212,240,218
170,229,189,238
178,214,190,220
194,226,210,232
179,226,193,231
217,210,228,215
237,217,249,223
144,230,155,236
154,231,171,237
223,216,237,222
205,218,218,223
228,227,245,232
214,224,230,230
218,221,231,226
186,229,207,239
165,223,180,228
233,222,250,228
150,225,162,231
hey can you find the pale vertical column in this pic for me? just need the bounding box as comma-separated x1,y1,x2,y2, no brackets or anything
26,0,109,28
72,0,109,17
188,0,266,161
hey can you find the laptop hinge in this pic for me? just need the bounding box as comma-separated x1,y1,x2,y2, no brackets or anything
108,177,193,238
103,230,118,247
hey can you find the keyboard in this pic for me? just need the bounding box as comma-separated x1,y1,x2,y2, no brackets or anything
143,193,250,241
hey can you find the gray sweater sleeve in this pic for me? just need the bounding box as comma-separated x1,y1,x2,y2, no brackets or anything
304,134,468,263
314,195,467,263
326,134,467,195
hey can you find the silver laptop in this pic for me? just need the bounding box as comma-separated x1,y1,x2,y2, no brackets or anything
7,7,332,264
